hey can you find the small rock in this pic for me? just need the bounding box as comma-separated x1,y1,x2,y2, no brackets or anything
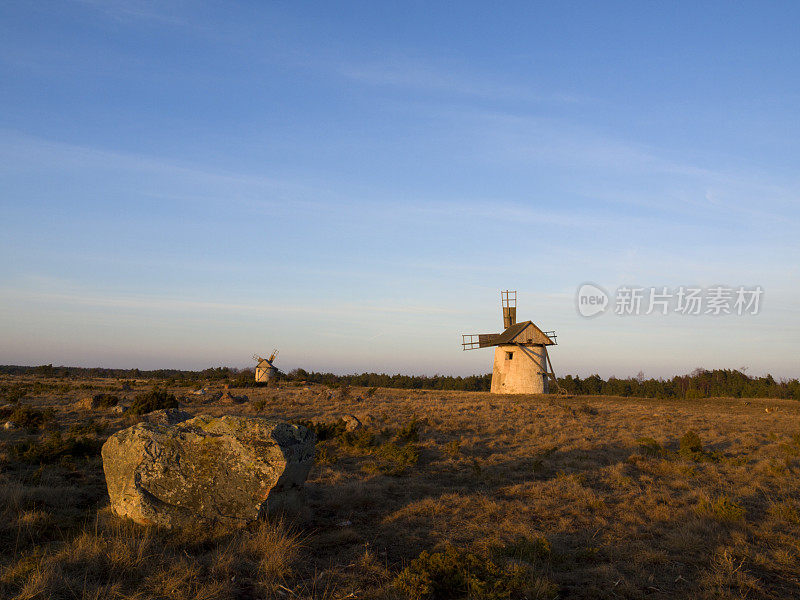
337,520,352,527
4,421,16,430
220,391,248,404
112,404,129,414
341,414,363,432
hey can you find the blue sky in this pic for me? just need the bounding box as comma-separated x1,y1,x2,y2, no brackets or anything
1,1,798,378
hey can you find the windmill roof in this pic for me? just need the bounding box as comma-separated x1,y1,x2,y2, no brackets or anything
493,321,555,345
493,321,531,344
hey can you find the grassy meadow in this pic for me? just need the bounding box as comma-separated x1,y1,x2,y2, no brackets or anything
2,375,800,599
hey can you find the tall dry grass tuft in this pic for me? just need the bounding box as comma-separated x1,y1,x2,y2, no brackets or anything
3,508,301,600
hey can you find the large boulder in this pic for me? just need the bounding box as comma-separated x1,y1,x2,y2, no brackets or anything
102,415,315,528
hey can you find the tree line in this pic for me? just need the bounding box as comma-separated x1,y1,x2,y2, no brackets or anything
556,369,800,399
1,364,797,399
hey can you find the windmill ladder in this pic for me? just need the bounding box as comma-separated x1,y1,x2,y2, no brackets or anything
545,350,568,395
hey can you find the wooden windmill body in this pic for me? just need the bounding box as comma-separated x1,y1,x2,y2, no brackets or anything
462,291,559,394
253,350,279,383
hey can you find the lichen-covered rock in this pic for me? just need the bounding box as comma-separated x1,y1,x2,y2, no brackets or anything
341,414,363,432
220,391,248,403
138,408,191,426
102,415,315,528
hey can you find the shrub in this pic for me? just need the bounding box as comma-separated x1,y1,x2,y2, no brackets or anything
637,437,665,458
11,432,103,464
365,386,378,398
496,535,551,564
341,428,379,449
299,418,418,474
679,430,704,460
128,389,178,415
91,393,119,408
297,419,349,441
9,405,55,430
444,440,461,458
395,544,555,600
369,442,420,476
252,398,267,411
69,418,105,436
396,418,421,443
299,418,389,449
2,384,28,403
697,496,746,522
315,442,337,466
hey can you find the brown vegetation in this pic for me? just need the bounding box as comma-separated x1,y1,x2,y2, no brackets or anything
2,374,800,598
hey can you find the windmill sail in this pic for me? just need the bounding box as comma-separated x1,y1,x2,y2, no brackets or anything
501,290,516,328
462,333,500,350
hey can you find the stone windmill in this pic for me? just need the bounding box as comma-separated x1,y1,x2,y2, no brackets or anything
462,291,560,394
253,350,279,383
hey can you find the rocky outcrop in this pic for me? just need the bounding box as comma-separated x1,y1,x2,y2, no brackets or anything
102,415,315,528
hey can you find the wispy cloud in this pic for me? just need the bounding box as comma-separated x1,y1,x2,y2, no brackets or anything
428,108,800,223
0,131,331,213
73,0,194,28
338,58,584,105
0,288,464,319
0,131,277,189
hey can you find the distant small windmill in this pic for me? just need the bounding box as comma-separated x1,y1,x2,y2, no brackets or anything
253,350,279,383
462,291,562,394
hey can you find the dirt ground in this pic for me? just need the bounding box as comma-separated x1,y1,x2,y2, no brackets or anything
2,375,800,599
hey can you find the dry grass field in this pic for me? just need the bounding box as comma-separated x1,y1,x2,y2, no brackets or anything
2,375,800,599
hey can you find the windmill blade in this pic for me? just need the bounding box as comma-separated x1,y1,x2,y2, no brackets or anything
462,333,501,350
462,334,480,350
501,290,517,328
252,354,264,362
479,333,500,347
